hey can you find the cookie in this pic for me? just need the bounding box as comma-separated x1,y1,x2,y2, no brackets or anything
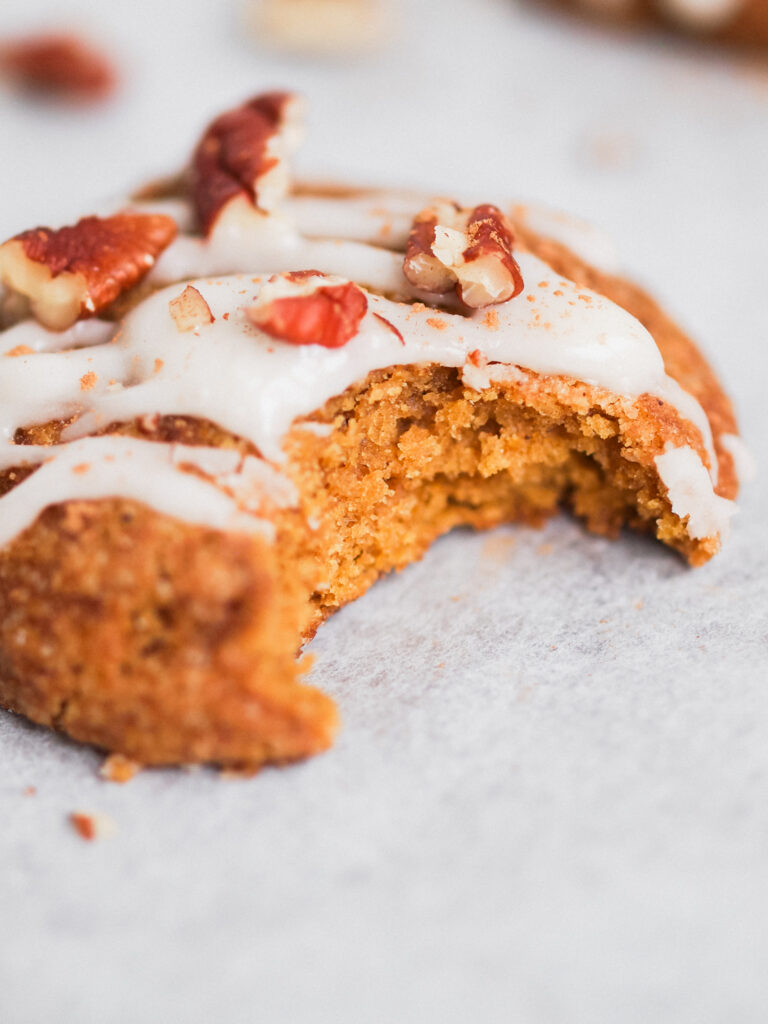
0,92,745,768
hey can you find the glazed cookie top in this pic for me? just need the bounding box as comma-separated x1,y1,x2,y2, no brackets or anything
0,92,743,554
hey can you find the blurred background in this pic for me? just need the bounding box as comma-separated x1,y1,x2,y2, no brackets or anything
1,2,767,1022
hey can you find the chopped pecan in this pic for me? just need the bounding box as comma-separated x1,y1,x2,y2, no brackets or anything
403,202,524,309
190,91,303,235
69,811,117,840
0,33,116,102
0,212,177,330
246,271,368,348
169,284,215,332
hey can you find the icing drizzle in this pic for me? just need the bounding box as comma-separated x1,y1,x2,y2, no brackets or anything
0,113,738,550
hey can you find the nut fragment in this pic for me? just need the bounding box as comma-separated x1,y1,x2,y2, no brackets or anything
169,285,215,332
99,753,141,784
251,0,386,55
69,811,117,841
403,202,524,309
246,271,368,348
190,91,304,236
0,33,116,103
0,213,177,331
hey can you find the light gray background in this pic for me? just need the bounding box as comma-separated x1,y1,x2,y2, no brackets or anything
1,1,766,1021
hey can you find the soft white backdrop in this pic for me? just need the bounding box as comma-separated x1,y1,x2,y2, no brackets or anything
1,1,767,1021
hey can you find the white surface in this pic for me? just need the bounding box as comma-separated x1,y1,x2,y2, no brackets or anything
1,1,767,1022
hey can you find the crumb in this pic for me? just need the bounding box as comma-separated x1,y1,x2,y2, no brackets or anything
69,811,117,841
99,752,141,784
297,652,315,675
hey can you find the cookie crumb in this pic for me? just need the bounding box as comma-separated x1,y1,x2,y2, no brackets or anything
70,811,117,841
99,753,141,784
219,765,261,780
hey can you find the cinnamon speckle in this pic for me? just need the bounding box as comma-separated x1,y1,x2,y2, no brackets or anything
153,358,163,374
80,371,97,391
4,344,34,357
426,317,447,330
482,310,499,330
72,462,91,475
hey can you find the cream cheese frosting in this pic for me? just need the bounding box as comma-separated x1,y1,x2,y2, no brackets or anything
0,101,739,553
0,436,284,549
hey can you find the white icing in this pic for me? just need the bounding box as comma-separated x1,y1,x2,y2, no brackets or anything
294,419,335,437
720,432,757,485
284,191,422,250
0,436,284,549
1,317,115,355
150,196,410,297
44,261,714,473
0,104,735,550
655,445,736,540
461,360,528,393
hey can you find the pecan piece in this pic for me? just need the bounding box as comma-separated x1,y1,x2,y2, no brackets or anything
69,811,117,840
169,284,215,332
403,202,524,309
0,213,177,330
0,33,116,102
190,91,304,236
246,271,368,348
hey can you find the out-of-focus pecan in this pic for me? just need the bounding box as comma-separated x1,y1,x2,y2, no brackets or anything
0,33,116,103
246,271,368,348
190,91,304,236
0,213,177,330
403,202,524,309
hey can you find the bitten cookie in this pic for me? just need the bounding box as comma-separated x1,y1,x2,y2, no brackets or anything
0,92,746,769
